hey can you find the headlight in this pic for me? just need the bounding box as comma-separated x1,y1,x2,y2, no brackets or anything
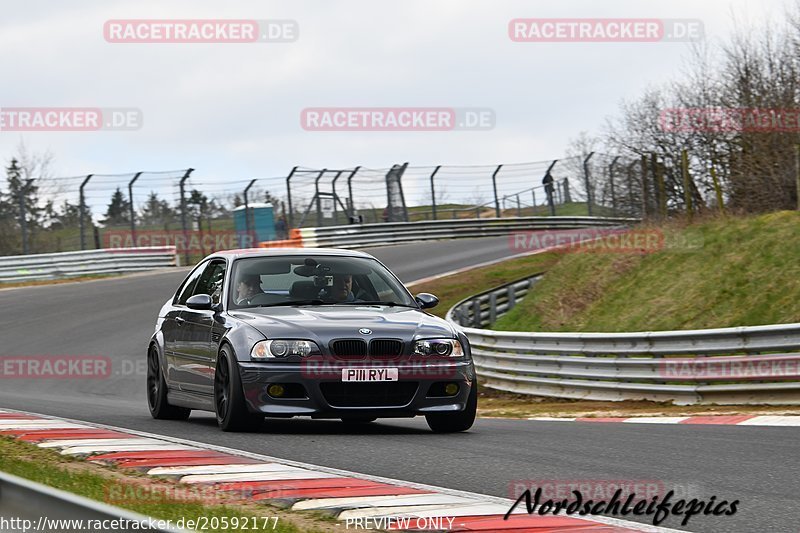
251,340,320,359
413,338,464,357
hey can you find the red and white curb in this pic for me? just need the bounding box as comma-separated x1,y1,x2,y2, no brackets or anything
0,409,685,532
529,415,800,426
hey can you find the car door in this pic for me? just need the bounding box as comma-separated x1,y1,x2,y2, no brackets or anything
165,262,207,386
176,259,227,395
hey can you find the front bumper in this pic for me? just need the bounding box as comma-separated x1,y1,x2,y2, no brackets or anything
238,359,476,418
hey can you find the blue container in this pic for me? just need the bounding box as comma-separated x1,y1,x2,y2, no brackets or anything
233,203,276,245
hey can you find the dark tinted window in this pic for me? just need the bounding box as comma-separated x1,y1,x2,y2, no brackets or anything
175,261,208,305
192,261,226,304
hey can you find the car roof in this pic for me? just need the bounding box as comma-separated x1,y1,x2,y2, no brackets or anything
203,247,373,262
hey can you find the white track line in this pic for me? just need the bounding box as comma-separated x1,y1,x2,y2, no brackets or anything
147,463,301,476
292,493,474,511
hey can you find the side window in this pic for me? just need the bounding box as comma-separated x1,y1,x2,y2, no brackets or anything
175,262,208,305
192,261,226,304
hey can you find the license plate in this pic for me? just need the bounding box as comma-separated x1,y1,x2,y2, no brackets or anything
341,368,399,382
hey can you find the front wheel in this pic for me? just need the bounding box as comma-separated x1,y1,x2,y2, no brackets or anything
425,382,477,433
214,347,264,432
146,345,191,420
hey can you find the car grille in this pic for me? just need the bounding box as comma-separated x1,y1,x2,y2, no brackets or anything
320,382,418,408
331,339,367,357
330,339,405,358
369,339,403,357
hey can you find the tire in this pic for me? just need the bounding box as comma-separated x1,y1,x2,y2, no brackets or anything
214,346,264,432
147,345,191,420
341,417,377,424
425,382,477,433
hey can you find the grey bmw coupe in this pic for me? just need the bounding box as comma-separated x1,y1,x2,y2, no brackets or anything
147,248,477,432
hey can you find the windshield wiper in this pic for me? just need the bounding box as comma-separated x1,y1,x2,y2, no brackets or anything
335,301,417,307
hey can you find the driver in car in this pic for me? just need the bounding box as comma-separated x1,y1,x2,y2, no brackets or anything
236,273,262,304
329,273,358,302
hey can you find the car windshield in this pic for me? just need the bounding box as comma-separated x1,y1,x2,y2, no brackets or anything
228,255,417,309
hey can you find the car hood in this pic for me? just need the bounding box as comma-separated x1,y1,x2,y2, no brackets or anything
228,305,455,342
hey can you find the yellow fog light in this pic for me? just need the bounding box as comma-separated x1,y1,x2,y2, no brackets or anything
267,384,285,398
444,383,459,396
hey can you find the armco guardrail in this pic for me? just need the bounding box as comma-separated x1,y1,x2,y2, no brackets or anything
297,216,638,248
0,247,178,283
0,471,186,532
447,276,800,405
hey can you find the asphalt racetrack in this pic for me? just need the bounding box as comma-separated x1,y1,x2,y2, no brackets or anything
0,237,795,532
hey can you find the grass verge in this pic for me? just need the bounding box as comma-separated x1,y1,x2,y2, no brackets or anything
494,211,800,332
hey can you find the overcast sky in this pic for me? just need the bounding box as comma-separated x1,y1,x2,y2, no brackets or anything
0,0,791,211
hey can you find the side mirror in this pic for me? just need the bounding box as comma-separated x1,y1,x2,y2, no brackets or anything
415,293,439,309
186,294,213,310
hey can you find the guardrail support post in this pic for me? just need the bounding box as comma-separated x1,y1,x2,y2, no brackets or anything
489,292,497,325
179,168,194,265
507,285,516,311
243,178,257,243
583,153,594,216
79,174,93,251
127,172,143,246
472,299,481,328
491,164,503,218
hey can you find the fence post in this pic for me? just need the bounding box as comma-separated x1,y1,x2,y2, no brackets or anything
491,164,503,218
17,180,34,254
429,165,441,220
127,172,143,246
79,174,93,251
563,178,571,203
583,152,594,216
315,169,326,227
179,168,194,265
330,170,344,224
609,157,620,216
345,166,361,219
284,166,298,229
682,150,693,221
516,194,521,216
243,178,257,243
